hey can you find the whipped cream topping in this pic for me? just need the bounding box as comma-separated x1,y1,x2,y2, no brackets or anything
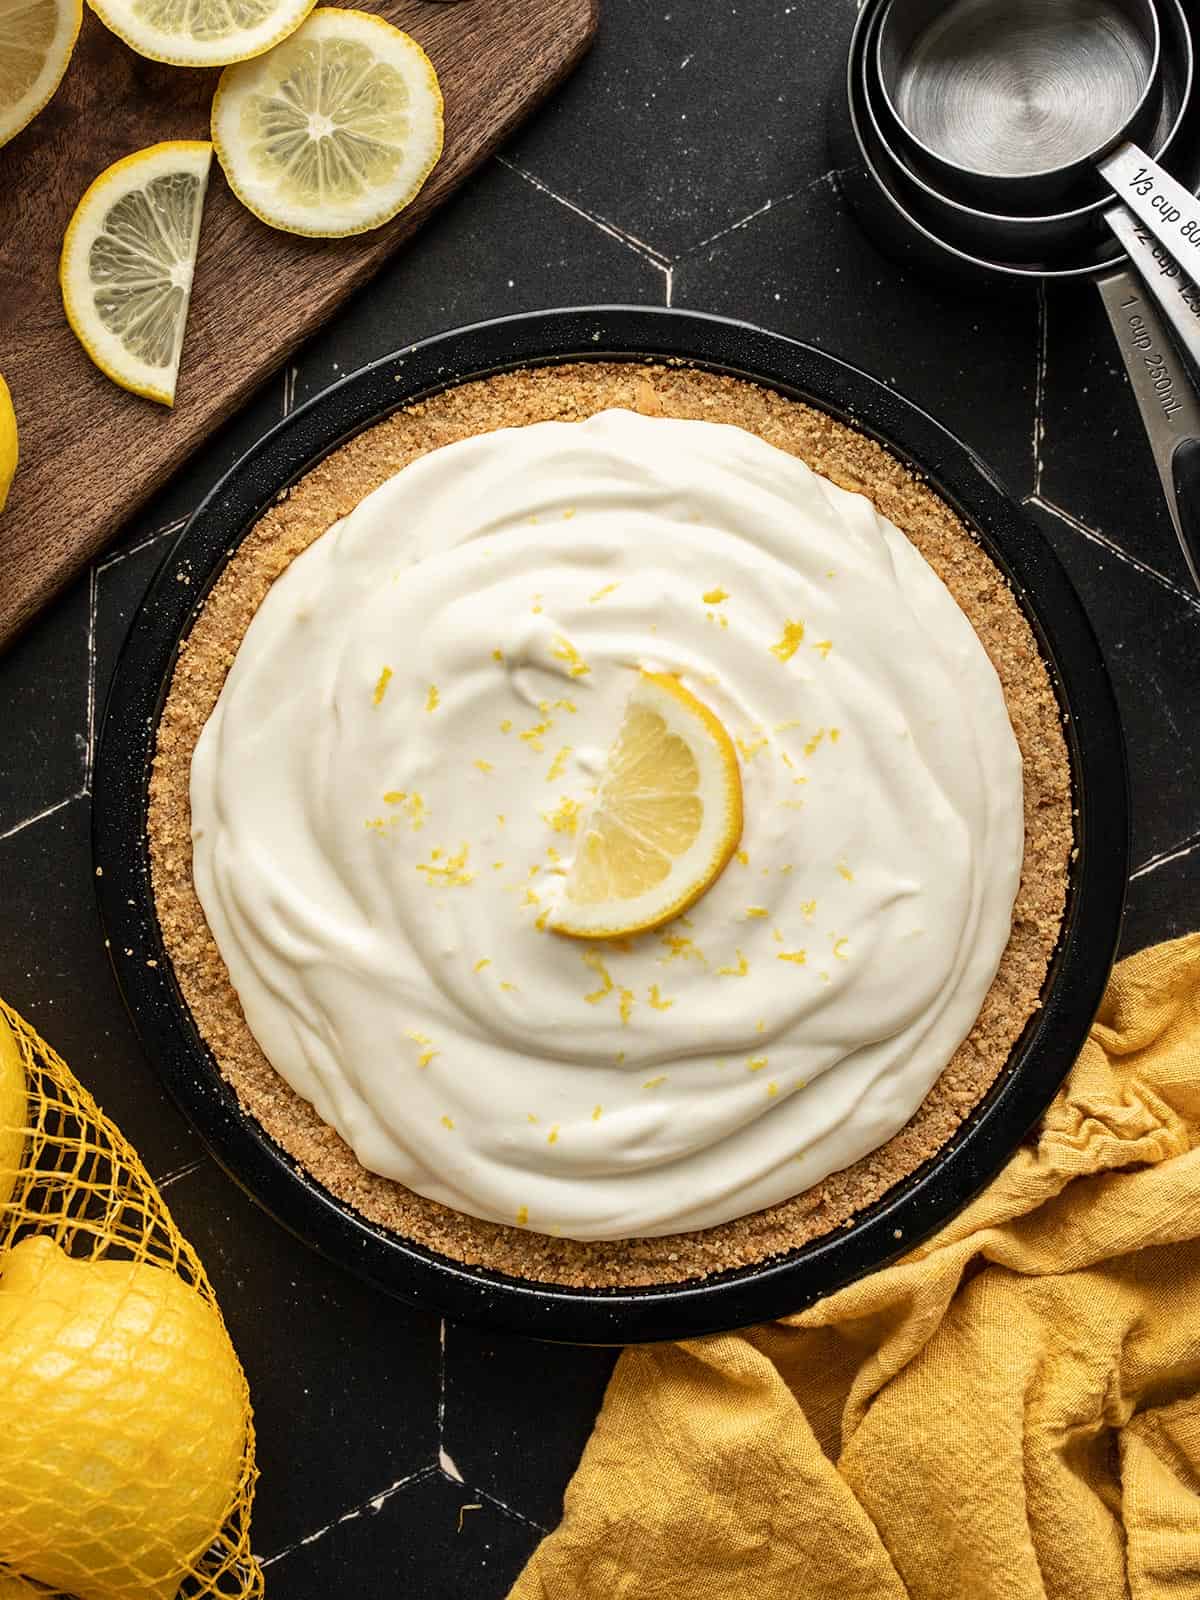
190,409,1024,1241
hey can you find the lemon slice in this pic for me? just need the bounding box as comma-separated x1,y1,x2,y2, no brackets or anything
211,8,443,238
0,376,17,514
60,141,212,407
552,672,744,939
0,0,80,148
87,0,314,68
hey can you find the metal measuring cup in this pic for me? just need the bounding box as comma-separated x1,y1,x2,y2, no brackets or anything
876,0,1163,204
863,0,1200,373
830,0,1200,587
875,0,1200,320
864,0,1192,267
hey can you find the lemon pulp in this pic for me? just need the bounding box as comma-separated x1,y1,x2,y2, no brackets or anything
212,8,443,237
0,0,80,148
553,671,744,938
60,142,212,406
88,0,314,68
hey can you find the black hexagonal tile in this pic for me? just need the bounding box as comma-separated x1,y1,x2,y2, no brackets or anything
504,0,858,258
0,794,199,1177
674,173,1039,498
162,1160,442,1560
1039,282,1194,593
441,1319,617,1529
1123,842,1200,955
292,158,664,412
0,571,88,837
259,1464,541,1597
1028,499,1200,869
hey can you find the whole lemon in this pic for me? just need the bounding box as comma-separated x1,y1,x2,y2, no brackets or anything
0,1236,246,1600
0,378,16,515
0,1014,26,1214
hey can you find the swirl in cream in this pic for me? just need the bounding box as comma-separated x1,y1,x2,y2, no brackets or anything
190,409,1024,1240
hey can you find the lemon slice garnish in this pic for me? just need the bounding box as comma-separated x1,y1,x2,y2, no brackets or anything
60,141,212,407
87,0,314,68
0,0,80,148
211,7,443,238
551,671,744,940
0,375,17,514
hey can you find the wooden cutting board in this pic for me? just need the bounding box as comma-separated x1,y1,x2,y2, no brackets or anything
0,0,597,649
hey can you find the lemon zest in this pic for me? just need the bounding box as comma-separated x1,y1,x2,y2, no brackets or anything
769,620,805,661
550,634,591,678
546,746,572,783
544,796,582,836
583,950,614,1004
416,843,472,887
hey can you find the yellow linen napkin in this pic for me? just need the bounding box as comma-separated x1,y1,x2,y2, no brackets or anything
510,935,1200,1600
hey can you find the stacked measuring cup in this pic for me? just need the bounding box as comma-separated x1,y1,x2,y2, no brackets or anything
831,0,1200,586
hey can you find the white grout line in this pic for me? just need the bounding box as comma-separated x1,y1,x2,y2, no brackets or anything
1027,493,1200,615
83,565,98,794
685,186,806,255
96,515,190,574
681,168,855,260
1130,827,1200,880
0,791,83,845
1032,283,1047,497
259,1464,437,1569
154,1156,206,1191
437,1316,446,1439
495,156,672,269
465,1483,551,1536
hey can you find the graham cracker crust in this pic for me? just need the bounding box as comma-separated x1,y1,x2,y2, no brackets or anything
148,362,1073,1288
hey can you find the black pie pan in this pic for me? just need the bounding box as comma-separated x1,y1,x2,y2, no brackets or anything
93,306,1128,1344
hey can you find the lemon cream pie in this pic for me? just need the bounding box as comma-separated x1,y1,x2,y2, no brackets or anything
150,364,1072,1284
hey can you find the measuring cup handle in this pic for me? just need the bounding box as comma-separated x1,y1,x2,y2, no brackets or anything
1101,144,1200,275
1170,436,1200,583
1096,268,1200,593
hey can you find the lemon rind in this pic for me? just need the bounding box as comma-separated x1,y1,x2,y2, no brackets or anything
0,0,82,149
0,375,17,514
210,7,444,239
84,0,316,68
59,141,213,408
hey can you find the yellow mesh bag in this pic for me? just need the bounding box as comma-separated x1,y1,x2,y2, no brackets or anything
0,999,262,1600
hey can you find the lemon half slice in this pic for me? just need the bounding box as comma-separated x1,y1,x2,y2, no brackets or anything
552,672,744,940
0,0,81,148
211,8,443,238
87,0,315,68
60,141,212,407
